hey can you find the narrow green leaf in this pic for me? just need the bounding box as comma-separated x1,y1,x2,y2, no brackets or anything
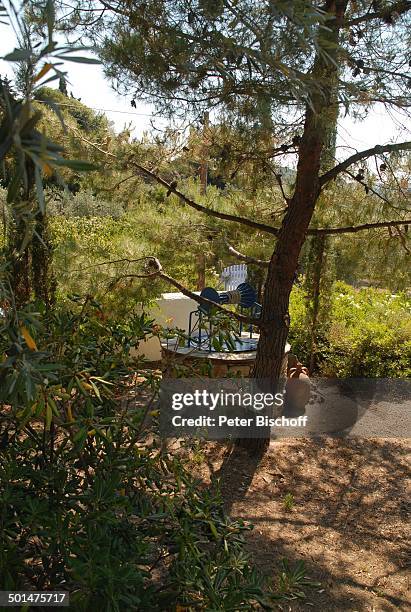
73,428,87,444
45,402,52,430
37,97,67,132
208,520,219,539
34,72,60,87
54,159,98,171
48,396,60,418
56,55,101,64
3,48,32,61
89,379,101,399
55,45,97,54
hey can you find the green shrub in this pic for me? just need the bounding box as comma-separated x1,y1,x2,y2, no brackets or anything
289,281,411,377
47,188,125,219
0,297,268,610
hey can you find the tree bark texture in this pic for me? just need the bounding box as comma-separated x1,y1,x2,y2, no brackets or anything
244,1,348,452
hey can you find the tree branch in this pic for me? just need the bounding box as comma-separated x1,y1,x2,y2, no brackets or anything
130,161,281,235
227,243,269,267
227,219,410,261
394,226,411,254
266,161,291,205
109,256,262,326
320,141,411,186
71,127,411,240
68,126,282,236
343,169,408,212
346,0,411,26
159,270,261,325
308,218,411,236
136,166,411,238
99,173,137,192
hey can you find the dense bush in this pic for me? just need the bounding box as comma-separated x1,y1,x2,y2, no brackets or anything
289,281,411,377
47,189,125,219
0,295,270,610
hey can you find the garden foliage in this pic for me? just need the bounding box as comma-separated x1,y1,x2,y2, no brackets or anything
289,282,411,377
0,293,268,610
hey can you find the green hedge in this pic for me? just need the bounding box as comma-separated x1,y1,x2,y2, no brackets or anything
289,281,411,377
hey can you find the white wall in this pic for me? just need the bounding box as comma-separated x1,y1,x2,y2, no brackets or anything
134,292,199,361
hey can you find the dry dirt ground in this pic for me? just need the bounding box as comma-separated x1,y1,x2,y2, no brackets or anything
191,437,410,611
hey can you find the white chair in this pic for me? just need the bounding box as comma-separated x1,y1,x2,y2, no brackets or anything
220,264,247,291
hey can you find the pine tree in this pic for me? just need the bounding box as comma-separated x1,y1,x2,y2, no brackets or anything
57,0,411,451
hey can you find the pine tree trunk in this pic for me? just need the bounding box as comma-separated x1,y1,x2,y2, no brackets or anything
253,109,324,380
308,234,326,373
239,0,348,453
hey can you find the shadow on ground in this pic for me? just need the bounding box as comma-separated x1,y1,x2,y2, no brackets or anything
201,437,409,611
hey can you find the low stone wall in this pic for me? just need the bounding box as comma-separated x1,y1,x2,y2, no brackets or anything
162,341,291,378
